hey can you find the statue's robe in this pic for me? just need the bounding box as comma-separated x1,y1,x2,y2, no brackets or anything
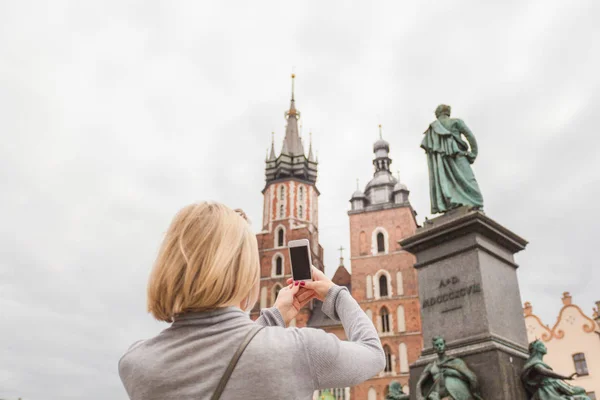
421,118,484,214
420,357,483,400
521,359,590,400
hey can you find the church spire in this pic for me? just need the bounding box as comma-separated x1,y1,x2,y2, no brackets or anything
308,131,315,161
281,73,305,156
264,75,318,187
269,132,276,160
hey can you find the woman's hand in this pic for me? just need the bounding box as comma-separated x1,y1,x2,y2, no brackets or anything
274,281,316,326
302,266,336,301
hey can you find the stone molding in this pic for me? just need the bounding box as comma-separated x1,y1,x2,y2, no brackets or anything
400,210,528,255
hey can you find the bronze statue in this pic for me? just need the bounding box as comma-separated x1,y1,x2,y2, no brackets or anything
521,340,590,400
421,105,484,214
416,336,483,400
386,381,409,400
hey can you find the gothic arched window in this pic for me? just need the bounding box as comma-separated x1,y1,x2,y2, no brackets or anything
383,345,392,372
377,232,385,253
277,228,284,247
279,205,284,218
298,205,303,219
299,186,304,201
381,306,390,333
275,256,283,276
379,274,389,297
280,185,285,200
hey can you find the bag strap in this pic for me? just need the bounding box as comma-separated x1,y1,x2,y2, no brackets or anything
210,324,265,400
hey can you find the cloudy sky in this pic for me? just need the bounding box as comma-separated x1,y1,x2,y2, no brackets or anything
1,0,599,399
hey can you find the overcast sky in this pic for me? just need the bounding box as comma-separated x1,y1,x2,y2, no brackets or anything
1,1,599,399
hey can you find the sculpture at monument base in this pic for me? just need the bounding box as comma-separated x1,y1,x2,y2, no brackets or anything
521,340,590,400
421,104,484,214
385,381,409,400
416,336,484,400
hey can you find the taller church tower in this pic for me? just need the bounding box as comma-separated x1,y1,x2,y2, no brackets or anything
251,75,324,327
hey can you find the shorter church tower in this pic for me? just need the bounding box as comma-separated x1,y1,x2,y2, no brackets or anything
251,75,324,327
348,126,423,398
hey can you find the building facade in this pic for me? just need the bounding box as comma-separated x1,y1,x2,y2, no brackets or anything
253,78,422,400
346,130,423,399
524,293,600,399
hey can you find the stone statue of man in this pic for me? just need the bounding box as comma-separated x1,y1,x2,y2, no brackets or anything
416,336,484,400
421,105,484,214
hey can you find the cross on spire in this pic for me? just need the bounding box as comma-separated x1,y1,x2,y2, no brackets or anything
338,246,345,267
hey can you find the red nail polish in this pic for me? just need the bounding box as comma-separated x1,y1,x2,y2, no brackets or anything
300,281,306,286
294,281,299,286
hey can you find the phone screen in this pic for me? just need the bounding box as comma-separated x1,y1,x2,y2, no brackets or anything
289,245,311,280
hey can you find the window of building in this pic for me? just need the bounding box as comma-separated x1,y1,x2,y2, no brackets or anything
573,353,589,376
279,205,284,218
368,388,376,400
399,343,408,373
396,271,404,296
359,231,367,255
260,287,267,309
377,232,385,253
280,185,285,200
299,186,304,201
275,256,283,276
381,307,390,333
379,274,388,297
272,284,282,306
384,345,392,372
298,205,303,219
277,228,284,247
397,305,406,332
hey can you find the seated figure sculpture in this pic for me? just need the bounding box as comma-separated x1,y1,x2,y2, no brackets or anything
521,340,590,400
416,336,483,400
386,381,409,400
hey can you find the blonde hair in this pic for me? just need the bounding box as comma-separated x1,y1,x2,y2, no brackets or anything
147,202,260,322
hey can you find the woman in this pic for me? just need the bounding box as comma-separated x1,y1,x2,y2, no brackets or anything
521,340,590,400
119,202,385,399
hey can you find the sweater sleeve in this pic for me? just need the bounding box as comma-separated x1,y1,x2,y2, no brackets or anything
298,286,385,389
255,306,286,327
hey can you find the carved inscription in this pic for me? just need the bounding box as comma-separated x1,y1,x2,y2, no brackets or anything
422,275,482,309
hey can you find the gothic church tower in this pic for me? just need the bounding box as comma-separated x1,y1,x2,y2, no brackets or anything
250,75,324,327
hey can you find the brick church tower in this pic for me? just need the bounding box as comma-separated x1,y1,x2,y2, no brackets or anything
347,127,423,399
250,75,324,327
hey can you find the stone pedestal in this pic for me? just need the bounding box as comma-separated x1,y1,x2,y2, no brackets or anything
399,207,530,400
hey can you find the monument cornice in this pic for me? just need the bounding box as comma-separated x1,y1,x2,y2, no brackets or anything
399,209,528,255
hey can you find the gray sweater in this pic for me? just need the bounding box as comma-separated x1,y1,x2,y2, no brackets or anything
119,286,385,399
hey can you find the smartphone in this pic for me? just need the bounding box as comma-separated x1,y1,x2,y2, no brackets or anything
288,239,313,282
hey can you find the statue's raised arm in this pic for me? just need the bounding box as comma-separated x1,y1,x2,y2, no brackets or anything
521,340,591,399
421,105,484,214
